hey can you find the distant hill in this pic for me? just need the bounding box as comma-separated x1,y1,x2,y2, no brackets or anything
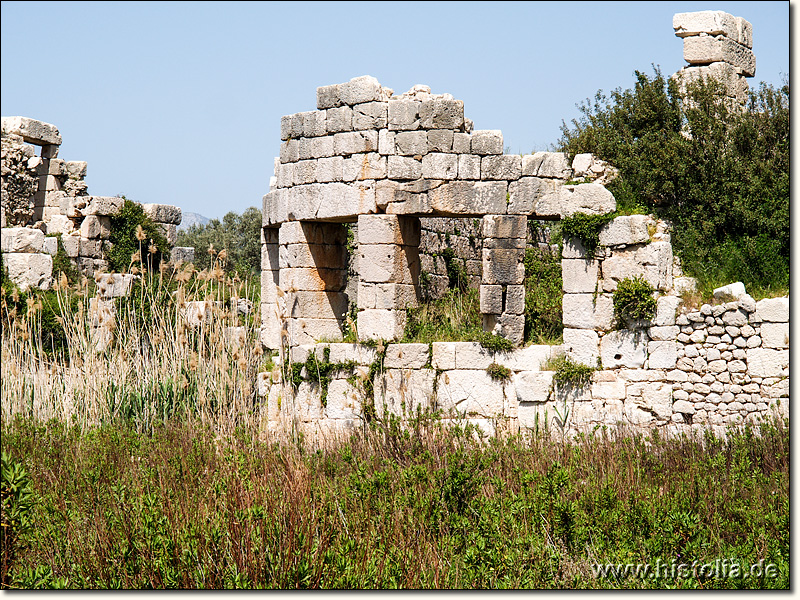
179,212,211,231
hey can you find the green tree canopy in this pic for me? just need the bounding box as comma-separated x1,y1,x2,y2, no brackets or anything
176,207,261,274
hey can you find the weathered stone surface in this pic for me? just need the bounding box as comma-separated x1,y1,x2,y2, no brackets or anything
746,348,789,378
537,184,616,218
436,370,505,417
481,155,522,181
428,181,507,216
755,297,788,322
333,131,378,155
470,130,503,155
387,156,422,180
358,282,419,310
599,215,652,246
561,259,598,293
1,117,61,145
357,309,406,341
522,152,572,179
482,248,524,285
760,322,789,349
352,102,388,130
358,244,418,284
339,76,384,106
2,252,52,291
648,340,677,369
394,130,428,156
601,330,647,369
505,284,525,315
278,220,347,246
507,177,561,215
95,273,138,298
141,203,181,225
287,317,343,346
388,99,420,131
1,227,44,253
683,35,756,77
495,345,552,372
654,296,681,326
82,196,123,217
374,368,436,419
431,342,456,370
281,182,377,221
419,98,464,130
514,371,554,404
601,242,672,291
422,153,458,180
563,328,599,367
280,267,347,291
713,281,746,300
674,10,740,41
457,154,481,180
480,284,503,314
384,343,430,369
317,84,342,110
358,214,420,246
327,343,378,365
483,313,524,345
285,291,348,320
325,379,362,420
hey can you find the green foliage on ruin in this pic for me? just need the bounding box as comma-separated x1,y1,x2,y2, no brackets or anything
559,68,789,295
548,355,596,391
523,246,563,344
176,207,261,275
559,212,616,256
107,199,170,273
612,276,657,326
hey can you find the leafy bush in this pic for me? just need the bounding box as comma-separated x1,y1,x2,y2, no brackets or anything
176,208,261,275
613,276,656,326
1,451,34,586
559,212,616,256
548,355,595,390
107,199,170,272
485,362,511,381
523,245,563,344
559,69,789,294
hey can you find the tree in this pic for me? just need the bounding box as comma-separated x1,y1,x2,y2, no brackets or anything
176,207,261,274
559,68,789,294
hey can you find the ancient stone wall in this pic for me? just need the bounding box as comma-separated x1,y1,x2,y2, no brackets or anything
1,117,185,288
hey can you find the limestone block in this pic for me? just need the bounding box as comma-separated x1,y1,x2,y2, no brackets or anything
358,214,420,246
357,309,406,341
674,62,749,101
388,99,420,130
482,248,524,285
561,237,589,259
470,130,503,155
428,181,507,216
431,342,456,370
387,156,422,180
755,297,789,322
333,131,378,155
2,252,52,291
450,342,493,370
563,328,599,367
348,153,386,181
351,102,388,130
302,111,328,138
654,296,680,326
561,259,598,293
674,10,738,38
328,343,378,365
480,284,503,313
713,281,746,300
683,36,756,77
374,368,436,419
79,238,102,258
82,196,123,217
482,214,525,239
315,156,343,183
648,326,678,341
453,133,471,153
284,182,377,221
280,139,299,163
483,313,524,345
601,330,647,369
44,215,74,236
562,293,612,330
495,345,552,372
1,227,45,253
436,370,505,418
537,184,616,219
760,322,789,349
394,130,428,156
648,340,677,369
481,155,522,181
522,152,572,179
507,177,561,215
506,284,525,315
298,136,335,160
358,244,418,284
673,277,697,295
384,343,430,369
721,308,748,327
280,267,347,292
60,233,80,258
427,130,454,153
326,106,354,133
95,273,138,299
287,317,343,345
591,377,626,400
40,237,57,256
377,130,395,156
286,291,348,320
419,98,464,130
141,203,181,225
317,84,342,110
1,117,61,145
598,215,652,246
746,348,789,378
339,76,383,106
325,379,362,420
514,371,554,404
457,154,481,180
422,153,458,180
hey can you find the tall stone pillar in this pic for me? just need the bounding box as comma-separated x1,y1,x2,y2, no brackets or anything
480,215,526,345
278,221,349,346
356,214,421,341
260,226,281,350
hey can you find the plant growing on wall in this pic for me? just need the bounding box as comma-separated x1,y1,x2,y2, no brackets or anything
107,199,170,272
559,212,616,256
613,275,656,326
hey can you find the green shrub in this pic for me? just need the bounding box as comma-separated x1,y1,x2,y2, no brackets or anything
1,451,34,586
613,276,656,326
49,235,80,284
559,212,616,256
559,69,789,294
107,199,170,272
523,245,563,344
548,355,595,390
176,208,261,275
485,362,511,381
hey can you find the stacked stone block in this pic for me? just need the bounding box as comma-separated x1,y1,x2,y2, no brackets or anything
480,215,526,344
356,214,421,341
673,11,754,107
0,227,54,291
418,217,483,297
278,221,349,347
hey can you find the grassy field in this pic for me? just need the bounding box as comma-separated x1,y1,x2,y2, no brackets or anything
1,415,789,589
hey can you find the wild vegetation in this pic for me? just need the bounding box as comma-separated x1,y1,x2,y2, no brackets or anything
559,70,789,297
176,207,262,275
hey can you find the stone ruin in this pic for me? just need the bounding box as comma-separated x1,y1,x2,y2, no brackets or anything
257,11,788,441
1,117,189,291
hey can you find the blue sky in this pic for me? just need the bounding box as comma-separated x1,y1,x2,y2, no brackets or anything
1,1,790,220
